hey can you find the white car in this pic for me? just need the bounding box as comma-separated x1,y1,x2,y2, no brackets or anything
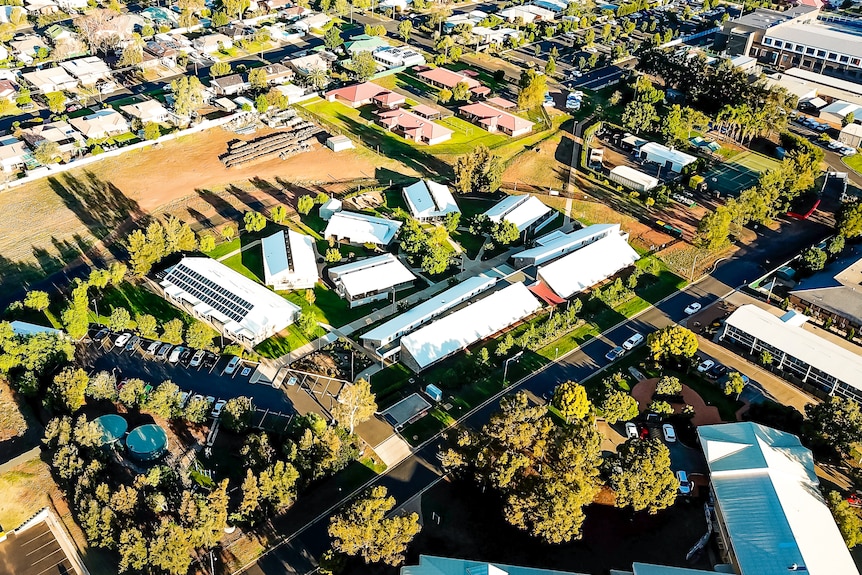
566,99,581,111
168,346,186,363
190,349,205,367
114,333,132,348
178,391,190,408
622,332,644,350
697,359,715,373
842,147,858,156
625,422,639,439
224,356,242,375
662,423,676,443
211,399,227,418
684,302,702,315
676,470,692,495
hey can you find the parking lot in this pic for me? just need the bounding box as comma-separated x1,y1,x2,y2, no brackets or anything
78,330,295,415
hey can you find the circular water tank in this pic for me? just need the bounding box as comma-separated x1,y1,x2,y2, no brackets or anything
125,424,168,462
93,414,128,446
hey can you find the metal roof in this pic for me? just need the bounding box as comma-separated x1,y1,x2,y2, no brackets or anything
401,555,587,575
697,423,858,575
537,233,640,299
512,223,619,266
724,304,862,389
400,282,540,370
765,22,862,60
610,165,660,188
484,195,553,233
403,180,460,220
261,229,318,288
323,210,401,245
329,254,415,298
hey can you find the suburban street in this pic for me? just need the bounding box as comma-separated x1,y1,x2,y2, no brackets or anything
238,210,833,575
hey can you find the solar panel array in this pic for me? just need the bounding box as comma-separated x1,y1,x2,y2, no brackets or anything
165,264,253,323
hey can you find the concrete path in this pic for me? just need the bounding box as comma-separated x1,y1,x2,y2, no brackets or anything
215,239,261,262
0,446,40,474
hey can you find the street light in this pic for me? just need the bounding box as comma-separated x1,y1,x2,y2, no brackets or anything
503,351,524,384
91,298,99,324
689,251,707,283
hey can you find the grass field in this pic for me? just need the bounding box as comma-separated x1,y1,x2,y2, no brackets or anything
96,281,192,325
222,248,264,283
254,323,324,359
702,150,781,197
843,153,862,174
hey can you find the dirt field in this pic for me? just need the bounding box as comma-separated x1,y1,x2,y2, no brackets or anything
0,127,418,289
503,130,572,191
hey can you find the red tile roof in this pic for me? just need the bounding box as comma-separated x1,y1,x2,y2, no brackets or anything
376,109,453,142
418,67,482,89
325,81,388,104
459,102,534,133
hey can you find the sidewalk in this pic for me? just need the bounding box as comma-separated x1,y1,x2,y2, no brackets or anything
215,239,261,262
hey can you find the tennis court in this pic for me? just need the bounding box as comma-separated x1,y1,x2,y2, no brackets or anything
702,150,781,196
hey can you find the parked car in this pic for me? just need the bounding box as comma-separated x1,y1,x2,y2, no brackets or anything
190,349,206,367
605,346,625,361
211,399,227,418
146,340,163,355
676,470,692,495
622,332,644,350
662,423,677,442
155,343,173,360
124,335,140,352
93,328,109,342
684,302,702,315
168,346,186,363
225,356,242,375
841,147,858,156
179,348,193,364
697,359,715,373
202,351,218,368
625,422,639,439
114,333,132,348
178,391,190,408
707,364,728,379
205,395,216,408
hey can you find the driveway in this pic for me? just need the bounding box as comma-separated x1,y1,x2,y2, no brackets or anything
78,337,296,414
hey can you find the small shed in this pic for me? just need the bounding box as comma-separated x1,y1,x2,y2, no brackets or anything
319,197,343,221
326,134,354,152
839,123,862,149
425,384,443,402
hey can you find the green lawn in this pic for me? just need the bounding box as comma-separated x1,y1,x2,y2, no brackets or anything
371,363,413,408
97,281,192,324
451,230,486,258
221,248,265,283
254,323,324,359
843,153,862,174
281,284,372,327
205,237,241,260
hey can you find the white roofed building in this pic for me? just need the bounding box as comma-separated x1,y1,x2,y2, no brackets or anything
160,257,300,346
324,210,402,246
402,180,460,221
638,142,696,173
362,275,497,356
512,223,622,268
537,233,640,299
721,304,862,401
261,229,318,291
697,422,859,575
10,320,65,338
328,254,416,308
484,194,556,236
400,282,540,372
609,165,659,192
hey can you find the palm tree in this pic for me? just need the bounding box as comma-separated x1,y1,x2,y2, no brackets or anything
306,67,328,91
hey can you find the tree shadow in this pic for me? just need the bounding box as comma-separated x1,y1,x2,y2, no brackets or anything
225,183,267,213
195,188,243,223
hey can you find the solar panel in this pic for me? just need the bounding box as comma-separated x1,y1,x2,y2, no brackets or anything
164,264,253,324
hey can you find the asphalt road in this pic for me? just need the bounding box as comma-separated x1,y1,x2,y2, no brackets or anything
239,213,832,575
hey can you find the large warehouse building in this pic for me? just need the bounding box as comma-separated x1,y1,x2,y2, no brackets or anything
698,422,859,575
537,233,640,299
400,282,540,372
160,256,300,346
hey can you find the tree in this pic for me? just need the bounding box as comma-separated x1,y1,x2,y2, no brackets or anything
118,378,146,407
185,395,209,423
170,75,206,117
31,139,63,166
297,195,315,215
601,390,639,424
143,122,161,141
444,212,460,233
647,325,698,362
654,375,682,396
324,25,343,50
221,225,236,241
451,81,471,102
148,520,194,575
306,66,329,90
805,396,862,456
491,220,519,245
297,311,317,336
86,371,117,401
199,233,216,253
161,318,184,345
838,202,862,238
211,61,232,77
44,91,66,114
828,234,846,256
223,0,250,19
222,396,253,431
438,88,452,103
237,469,262,521
398,19,412,41
248,67,268,90
723,371,746,399
118,527,148,572
697,206,732,250
186,321,216,350
49,367,89,412
258,460,300,509
351,50,377,82
609,438,678,513
845,112,856,127
331,379,377,433
325,247,342,263
271,205,288,224
800,247,827,273
622,100,658,134
328,485,421,566
517,69,547,111
244,211,267,232
23,290,50,312
648,400,673,417
137,314,158,339
119,33,145,67
552,380,591,422
143,381,181,418
255,94,269,113
545,56,556,76
108,307,131,332
828,491,862,548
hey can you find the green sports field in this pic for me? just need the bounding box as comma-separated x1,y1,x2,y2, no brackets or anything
702,150,782,197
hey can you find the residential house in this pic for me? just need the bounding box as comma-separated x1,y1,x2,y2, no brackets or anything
511,223,624,268
0,79,16,101
325,81,389,107
372,90,405,109
379,0,412,11
272,83,314,104
499,4,556,23
375,109,454,145
537,233,640,299
418,67,491,98
281,5,310,20
459,102,534,136
286,52,332,76
120,99,174,125
44,24,76,43
470,26,520,46
60,56,113,87
261,63,294,85
372,46,425,69
0,135,28,172
144,39,180,67
262,0,293,11
25,0,59,15
343,34,389,57
20,120,84,155
210,73,248,96
10,35,47,65
218,24,253,42
294,12,331,32
638,142,696,173
69,109,131,140
444,11,486,32
55,0,87,10
21,66,77,93
261,229,319,290
402,180,460,221
411,104,442,119
192,33,233,54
